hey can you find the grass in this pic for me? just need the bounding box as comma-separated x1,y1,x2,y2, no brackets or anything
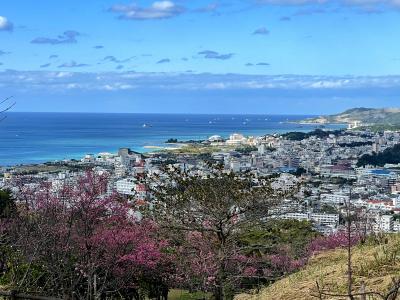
235,234,400,300
168,289,211,300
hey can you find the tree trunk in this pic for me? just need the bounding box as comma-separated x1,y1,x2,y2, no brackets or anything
162,286,168,300
214,284,223,300
215,230,227,300
359,281,366,300
346,198,354,300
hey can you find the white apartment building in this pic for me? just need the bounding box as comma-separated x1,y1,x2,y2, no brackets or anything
373,215,394,232
271,173,299,192
320,193,350,205
226,133,247,145
393,220,400,232
116,178,136,196
367,200,394,211
281,212,339,228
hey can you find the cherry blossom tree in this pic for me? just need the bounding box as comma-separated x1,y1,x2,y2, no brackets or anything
3,171,173,299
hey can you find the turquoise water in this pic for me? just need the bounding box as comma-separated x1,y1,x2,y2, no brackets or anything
0,113,344,166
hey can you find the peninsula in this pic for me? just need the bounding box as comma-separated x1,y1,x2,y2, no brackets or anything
298,107,400,130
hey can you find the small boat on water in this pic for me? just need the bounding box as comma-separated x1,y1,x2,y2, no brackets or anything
142,123,152,128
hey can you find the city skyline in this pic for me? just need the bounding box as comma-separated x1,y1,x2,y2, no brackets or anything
1,0,400,114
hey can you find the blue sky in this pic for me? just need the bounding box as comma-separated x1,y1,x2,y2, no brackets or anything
1,0,400,114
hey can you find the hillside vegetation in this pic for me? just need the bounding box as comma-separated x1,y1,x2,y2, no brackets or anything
357,144,400,167
281,129,343,141
299,107,400,126
236,234,400,300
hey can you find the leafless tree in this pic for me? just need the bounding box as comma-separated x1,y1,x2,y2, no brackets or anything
312,191,400,299
314,279,400,300
0,96,16,122
140,164,298,300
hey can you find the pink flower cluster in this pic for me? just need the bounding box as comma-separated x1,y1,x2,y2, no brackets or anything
308,231,360,254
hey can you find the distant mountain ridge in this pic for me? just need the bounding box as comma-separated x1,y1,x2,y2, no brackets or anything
299,107,400,126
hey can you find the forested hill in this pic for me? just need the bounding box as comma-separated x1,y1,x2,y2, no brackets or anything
357,143,400,167
298,107,400,125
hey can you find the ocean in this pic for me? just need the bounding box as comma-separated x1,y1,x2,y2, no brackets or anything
0,113,345,166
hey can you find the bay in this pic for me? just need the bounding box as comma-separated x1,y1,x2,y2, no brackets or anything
0,113,344,166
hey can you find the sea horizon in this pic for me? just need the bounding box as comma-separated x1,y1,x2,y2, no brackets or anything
8,111,327,116
0,112,345,167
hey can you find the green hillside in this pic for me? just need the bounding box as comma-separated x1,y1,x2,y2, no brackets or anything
299,107,400,126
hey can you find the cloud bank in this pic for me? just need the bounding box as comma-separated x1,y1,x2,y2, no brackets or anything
257,0,400,7
1,70,400,92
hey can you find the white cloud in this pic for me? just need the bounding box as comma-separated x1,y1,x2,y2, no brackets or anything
110,1,184,20
0,16,13,32
55,72,73,78
100,83,137,91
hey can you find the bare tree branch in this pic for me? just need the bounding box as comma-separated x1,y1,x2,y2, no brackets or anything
0,96,15,123
312,189,400,300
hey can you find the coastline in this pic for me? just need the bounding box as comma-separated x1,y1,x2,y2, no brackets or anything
143,144,186,151
0,113,347,167
294,121,348,125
